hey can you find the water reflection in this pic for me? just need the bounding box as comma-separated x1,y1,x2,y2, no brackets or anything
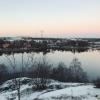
0,47,100,56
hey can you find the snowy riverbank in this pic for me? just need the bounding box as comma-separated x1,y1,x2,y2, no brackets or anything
0,77,100,100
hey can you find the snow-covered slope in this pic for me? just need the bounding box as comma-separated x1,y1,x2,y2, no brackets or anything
0,77,100,100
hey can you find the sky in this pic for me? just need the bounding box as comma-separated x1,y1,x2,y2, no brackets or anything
0,0,100,38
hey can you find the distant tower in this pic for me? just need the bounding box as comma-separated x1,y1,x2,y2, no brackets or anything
40,30,44,38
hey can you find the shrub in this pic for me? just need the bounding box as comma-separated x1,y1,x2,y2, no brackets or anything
94,78,100,88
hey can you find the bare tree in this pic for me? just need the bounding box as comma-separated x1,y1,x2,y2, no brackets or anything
4,52,37,100
4,52,33,100
5,53,21,100
69,58,88,82
32,57,52,90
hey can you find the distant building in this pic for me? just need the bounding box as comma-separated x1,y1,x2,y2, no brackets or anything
3,43,10,48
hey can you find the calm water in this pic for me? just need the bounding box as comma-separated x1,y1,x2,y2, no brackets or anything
0,50,100,79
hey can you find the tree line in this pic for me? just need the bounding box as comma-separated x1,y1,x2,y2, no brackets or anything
0,57,88,85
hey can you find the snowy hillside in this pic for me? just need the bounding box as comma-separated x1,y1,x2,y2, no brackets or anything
0,77,100,100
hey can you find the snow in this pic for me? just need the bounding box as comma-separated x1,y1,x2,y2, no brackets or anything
39,85,100,100
0,77,100,100
0,95,7,100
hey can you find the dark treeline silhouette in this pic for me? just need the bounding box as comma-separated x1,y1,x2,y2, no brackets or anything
0,38,92,55
66,40,89,47
0,39,48,54
1,37,100,55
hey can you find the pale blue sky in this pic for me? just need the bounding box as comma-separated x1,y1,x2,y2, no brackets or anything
0,0,100,38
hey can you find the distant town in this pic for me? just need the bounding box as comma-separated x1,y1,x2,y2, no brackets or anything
0,37,100,54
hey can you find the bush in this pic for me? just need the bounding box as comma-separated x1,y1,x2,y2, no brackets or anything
32,59,52,90
94,78,100,88
0,64,8,84
69,58,88,82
